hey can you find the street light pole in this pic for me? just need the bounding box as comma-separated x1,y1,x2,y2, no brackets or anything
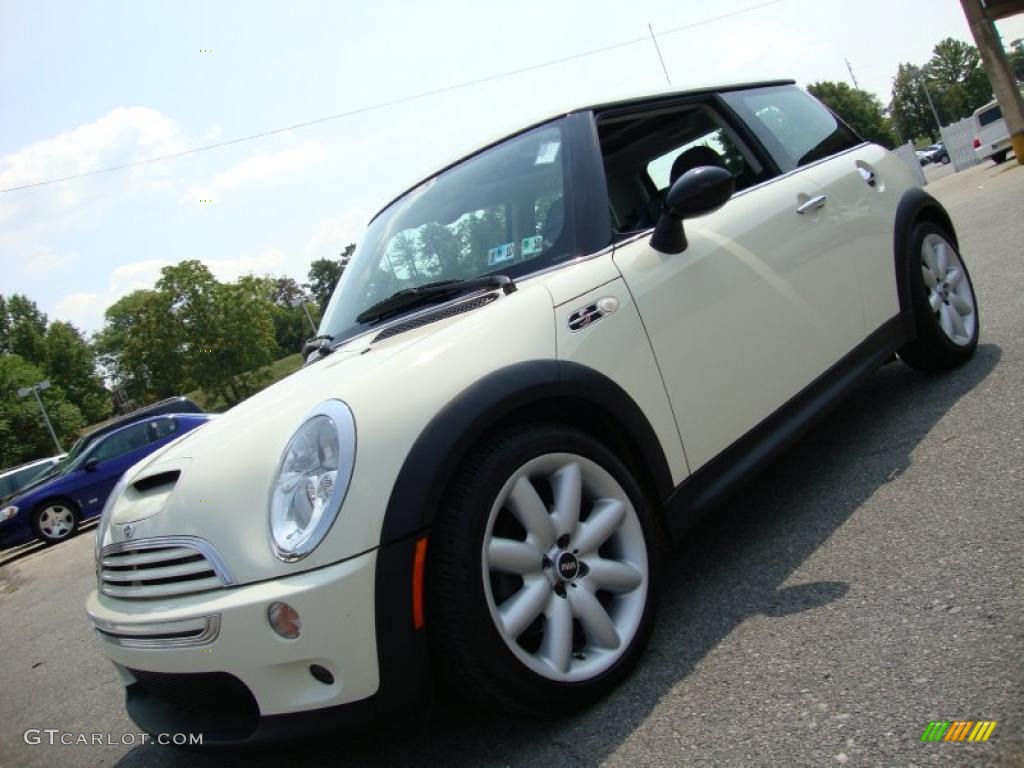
915,68,944,136
17,380,63,453
290,294,318,335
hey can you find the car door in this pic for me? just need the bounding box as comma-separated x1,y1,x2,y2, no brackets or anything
720,85,900,333
598,92,865,472
74,421,157,517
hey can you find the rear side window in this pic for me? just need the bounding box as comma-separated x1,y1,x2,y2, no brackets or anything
977,105,1002,127
149,417,178,440
721,85,862,172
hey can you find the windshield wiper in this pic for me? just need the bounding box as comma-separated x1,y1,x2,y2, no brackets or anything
356,274,516,325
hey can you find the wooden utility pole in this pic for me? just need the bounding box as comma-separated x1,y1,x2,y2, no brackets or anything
959,0,1024,164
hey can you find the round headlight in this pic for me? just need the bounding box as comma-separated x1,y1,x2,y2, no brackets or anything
269,400,356,561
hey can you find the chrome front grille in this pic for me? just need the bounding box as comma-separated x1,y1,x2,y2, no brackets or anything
100,536,234,599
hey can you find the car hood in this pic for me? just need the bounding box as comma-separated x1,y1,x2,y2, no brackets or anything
96,281,561,586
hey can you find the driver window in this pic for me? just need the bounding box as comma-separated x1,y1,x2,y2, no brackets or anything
598,103,766,236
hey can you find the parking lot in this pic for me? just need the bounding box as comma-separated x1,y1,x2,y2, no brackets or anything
1,160,1021,768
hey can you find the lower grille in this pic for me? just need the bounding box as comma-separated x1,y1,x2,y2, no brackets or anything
127,669,259,719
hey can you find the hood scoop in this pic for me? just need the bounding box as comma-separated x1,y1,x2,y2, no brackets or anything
373,292,498,343
133,470,181,493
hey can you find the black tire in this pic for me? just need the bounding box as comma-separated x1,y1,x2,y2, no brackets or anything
427,423,661,715
941,155,950,165
898,222,979,372
991,150,1008,164
30,498,80,544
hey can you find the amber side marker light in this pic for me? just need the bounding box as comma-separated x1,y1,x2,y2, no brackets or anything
412,537,428,629
268,601,302,639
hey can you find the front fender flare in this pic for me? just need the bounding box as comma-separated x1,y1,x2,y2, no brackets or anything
379,360,674,545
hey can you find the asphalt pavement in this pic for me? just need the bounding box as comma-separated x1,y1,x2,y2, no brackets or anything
0,160,1021,768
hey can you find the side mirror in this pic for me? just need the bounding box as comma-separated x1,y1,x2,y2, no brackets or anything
84,458,99,472
650,166,735,255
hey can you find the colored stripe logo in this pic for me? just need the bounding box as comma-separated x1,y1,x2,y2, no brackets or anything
921,721,997,742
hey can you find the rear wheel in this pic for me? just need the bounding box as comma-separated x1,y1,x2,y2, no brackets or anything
992,150,1008,164
428,424,659,714
898,222,979,371
31,499,80,544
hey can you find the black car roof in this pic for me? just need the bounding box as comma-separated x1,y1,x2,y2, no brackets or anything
78,397,203,446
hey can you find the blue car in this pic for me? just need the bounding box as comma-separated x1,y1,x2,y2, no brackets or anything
0,413,210,547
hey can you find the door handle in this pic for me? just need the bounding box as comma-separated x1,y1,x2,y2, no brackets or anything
795,195,828,215
858,167,877,186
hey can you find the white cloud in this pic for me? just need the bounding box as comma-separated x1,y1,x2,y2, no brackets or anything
0,107,186,200
204,248,286,282
183,142,327,202
305,207,369,257
19,247,78,277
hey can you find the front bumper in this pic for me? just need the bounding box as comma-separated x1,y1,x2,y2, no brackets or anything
86,537,433,744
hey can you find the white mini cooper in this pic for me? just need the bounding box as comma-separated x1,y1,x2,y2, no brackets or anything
88,81,978,744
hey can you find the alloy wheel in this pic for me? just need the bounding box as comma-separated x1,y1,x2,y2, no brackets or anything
481,453,649,683
921,233,976,346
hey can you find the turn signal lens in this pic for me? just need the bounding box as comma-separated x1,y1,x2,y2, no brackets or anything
973,137,981,149
268,601,302,639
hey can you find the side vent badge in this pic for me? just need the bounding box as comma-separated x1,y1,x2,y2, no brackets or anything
568,296,619,332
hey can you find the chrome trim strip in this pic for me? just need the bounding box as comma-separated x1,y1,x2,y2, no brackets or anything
91,614,220,649
101,535,235,586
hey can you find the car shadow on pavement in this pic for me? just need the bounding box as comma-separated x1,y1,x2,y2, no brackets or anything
113,344,1001,768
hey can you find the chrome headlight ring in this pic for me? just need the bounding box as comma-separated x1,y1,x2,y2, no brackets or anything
268,399,356,562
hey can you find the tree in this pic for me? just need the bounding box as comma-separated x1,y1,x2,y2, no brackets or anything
1010,39,1024,81
924,37,992,121
807,81,897,148
0,294,48,364
44,321,111,423
0,354,84,466
258,276,318,355
306,244,355,309
890,63,940,144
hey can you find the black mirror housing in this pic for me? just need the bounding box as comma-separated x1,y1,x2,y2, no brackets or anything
650,166,735,255
84,458,99,472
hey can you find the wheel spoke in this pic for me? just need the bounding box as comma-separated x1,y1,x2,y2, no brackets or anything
568,586,620,649
935,241,949,275
498,578,550,639
946,267,963,288
549,462,581,539
948,305,968,338
921,266,937,289
939,304,956,338
539,593,573,674
487,538,543,574
507,477,555,549
574,498,625,555
928,292,943,313
950,293,973,317
585,558,643,593
922,245,940,279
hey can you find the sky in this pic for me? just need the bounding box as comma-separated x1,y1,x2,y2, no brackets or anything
2,0,1023,334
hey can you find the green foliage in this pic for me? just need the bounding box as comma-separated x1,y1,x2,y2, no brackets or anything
96,262,281,409
0,294,48,363
890,63,940,144
889,38,998,145
0,354,84,467
1,295,111,457
807,81,896,148
306,244,355,309
44,321,111,423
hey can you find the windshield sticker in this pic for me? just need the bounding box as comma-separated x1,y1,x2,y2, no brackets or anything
535,141,560,165
521,235,544,257
487,242,516,266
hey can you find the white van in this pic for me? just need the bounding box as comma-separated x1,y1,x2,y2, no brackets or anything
972,99,1013,164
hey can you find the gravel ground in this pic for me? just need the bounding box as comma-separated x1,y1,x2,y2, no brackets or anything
0,160,1021,768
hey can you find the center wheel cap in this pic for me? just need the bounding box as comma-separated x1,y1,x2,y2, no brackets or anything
556,551,580,581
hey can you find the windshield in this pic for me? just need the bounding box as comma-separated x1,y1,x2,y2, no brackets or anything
319,119,575,342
